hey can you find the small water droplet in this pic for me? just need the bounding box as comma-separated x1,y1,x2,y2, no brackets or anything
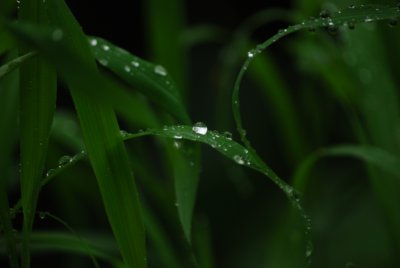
223,131,232,140
174,202,179,207
247,50,255,58
348,4,355,9
39,212,46,220
131,60,140,67
305,247,313,257
124,65,131,72
233,155,245,165
99,59,108,66
319,9,330,19
46,169,56,177
58,155,71,166
347,20,356,30
51,29,63,41
388,18,398,27
120,130,129,138
364,16,373,23
174,135,183,139
89,38,98,46
154,65,167,76
192,122,208,135
328,24,339,35
102,44,110,51
173,140,182,149
16,0,20,9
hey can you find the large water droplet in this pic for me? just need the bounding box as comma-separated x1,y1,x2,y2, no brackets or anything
192,122,208,135
52,29,63,41
233,155,245,165
154,65,167,76
58,155,71,166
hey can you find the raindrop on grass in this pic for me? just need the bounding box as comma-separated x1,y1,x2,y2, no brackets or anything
174,135,183,139
58,155,71,166
319,9,330,19
364,16,373,23
223,131,232,140
120,130,129,138
39,212,46,220
46,169,56,177
233,155,245,165
192,122,208,135
154,65,167,76
348,4,355,9
102,44,110,51
124,65,131,72
52,29,63,41
99,59,108,66
131,60,140,67
347,21,356,30
89,39,98,46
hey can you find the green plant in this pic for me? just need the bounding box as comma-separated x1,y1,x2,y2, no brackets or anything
1,1,400,267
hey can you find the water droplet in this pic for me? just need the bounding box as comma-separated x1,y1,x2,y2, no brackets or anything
120,130,129,138
319,10,330,19
154,65,167,76
58,155,71,166
364,16,373,23
174,135,183,139
124,65,131,72
39,212,46,220
388,18,398,27
16,0,20,9
223,131,232,140
348,4,355,9
102,44,110,51
173,141,182,149
51,29,63,41
99,59,108,66
328,24,339,35
347,21,356,30
233,155,245,165
46,169,56,177
174,202,179,207
131,60,140,67
247,50,255,58
89,39,97,46
305,246,313,257
192,122,208,135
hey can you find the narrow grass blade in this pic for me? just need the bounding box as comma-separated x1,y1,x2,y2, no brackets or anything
293,145,400,192
6,0,147,267
18,2,57,267
143,0,188,95
0,231,122,265
0,51,20,268
0,52,35,80
90,37,190,124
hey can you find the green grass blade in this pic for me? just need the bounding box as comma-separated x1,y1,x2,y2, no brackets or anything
0,231,122,265
293,145,400,192
6,0,147,266
0,52,35,80
0,51,20,268
143,0,188,95
90,36,190,124
18,1,57,267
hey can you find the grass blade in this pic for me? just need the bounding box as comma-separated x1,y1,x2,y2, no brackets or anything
90,36,190,124
0,52,35,80
18,1,57,267
0,51,20,268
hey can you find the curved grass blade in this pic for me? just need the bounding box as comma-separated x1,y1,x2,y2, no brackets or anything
39,124,312,265
293,145,400,192
89,37,190,124
231,4,400,265
6,1,147,267
0,231,122,266
0,51,35,80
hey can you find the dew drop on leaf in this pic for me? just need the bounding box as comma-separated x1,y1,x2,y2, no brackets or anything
58,155,71,166
131,60,140,67
39,212,46,220
154,65,167,76
51,29,63,41
124,65,131,72
192,122,208,135
233,155,245,165
102,44,110,51
89,39,98,46
319,9,330,19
